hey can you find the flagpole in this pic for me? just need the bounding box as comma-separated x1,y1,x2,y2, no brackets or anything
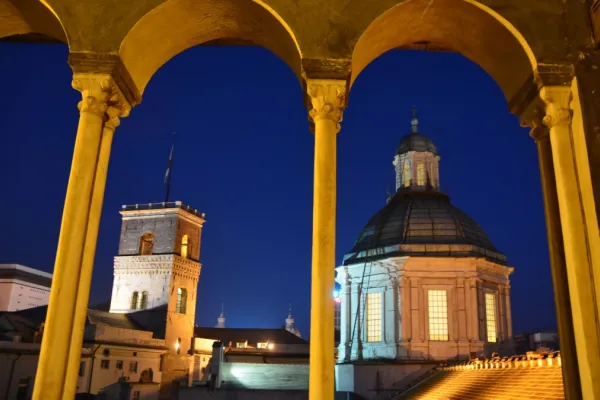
164,132,176,203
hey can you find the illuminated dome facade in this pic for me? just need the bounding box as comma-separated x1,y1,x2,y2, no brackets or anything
335,110,514,365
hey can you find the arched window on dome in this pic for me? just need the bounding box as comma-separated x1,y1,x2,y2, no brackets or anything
417,163,425,186
139,233,155,255
181,234,189,259
176,288,187,314
403,161,410,187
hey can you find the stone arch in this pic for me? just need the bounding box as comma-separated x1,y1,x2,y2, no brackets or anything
0,0,66,43
119,0,302,95
351,0,537,105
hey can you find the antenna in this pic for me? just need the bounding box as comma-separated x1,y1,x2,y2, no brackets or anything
164,132,176,203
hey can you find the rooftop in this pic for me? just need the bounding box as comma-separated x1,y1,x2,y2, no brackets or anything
0,264,53,285
401,352,563,399
121,201,205,219
194,327,309,346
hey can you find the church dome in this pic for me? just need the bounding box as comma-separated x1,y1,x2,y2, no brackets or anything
397,132,438,156
343,190,506,265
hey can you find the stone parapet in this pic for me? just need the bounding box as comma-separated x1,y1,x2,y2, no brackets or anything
442,351,562,371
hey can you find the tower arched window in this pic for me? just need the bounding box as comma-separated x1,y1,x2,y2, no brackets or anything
131,291,139,310
417,163,425,186
139,291,148,310
140,233,155,255
181,235,189,259
403,161,410,187
176,288,187,314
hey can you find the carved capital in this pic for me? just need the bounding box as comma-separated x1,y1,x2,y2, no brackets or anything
519,98,548,142
540,86,572,129
306,79,346,129
72,73,131,127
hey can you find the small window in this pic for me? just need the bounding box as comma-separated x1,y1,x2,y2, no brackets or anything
116,360,123,370
100,360,110,369
366,292,382,342
181,234,189,259
486,293,498,343
403,161,410,187
132,391,141,400
140,233,155,255
417,162,425,186
103,349,110,357
129,361,138,373
236,341,247,349
78,362,85,377
139,291,148,310
131,292,139,310
257,342,268,349
428,290,449,341
176,288,187,314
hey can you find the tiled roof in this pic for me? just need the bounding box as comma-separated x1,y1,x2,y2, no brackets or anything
194,327,308,346
399,352,564,399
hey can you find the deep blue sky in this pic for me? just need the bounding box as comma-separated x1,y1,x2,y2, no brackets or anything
0,43,556,335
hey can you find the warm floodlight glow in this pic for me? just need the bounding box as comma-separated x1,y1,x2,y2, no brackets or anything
366,292,382,342
268,343,274,349
486,293,497,343
428,290,449,341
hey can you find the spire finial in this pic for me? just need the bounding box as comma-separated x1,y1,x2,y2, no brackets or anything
289,302,292,314
411,106,419,133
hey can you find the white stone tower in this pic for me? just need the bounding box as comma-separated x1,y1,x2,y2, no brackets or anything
285,304,301,337
215,303,226,328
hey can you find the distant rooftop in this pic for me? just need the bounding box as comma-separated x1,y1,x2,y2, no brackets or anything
0,264,52,287
121,201,205,219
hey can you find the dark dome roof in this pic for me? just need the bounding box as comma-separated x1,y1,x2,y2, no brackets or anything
343,190,506,265
397,133,438,155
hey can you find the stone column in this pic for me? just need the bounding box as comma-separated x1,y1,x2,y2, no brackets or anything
503,286,512,340
496,283,506,342
476,279,485,341
64,96,130,399
541,85,600,400
33,75,129,400
528,116,581,400
466,277,479,341
341,268,352,362
306,79,346,400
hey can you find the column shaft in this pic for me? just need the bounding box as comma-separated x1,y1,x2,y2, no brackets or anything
64,108,126,398
306,79,345,400
33,76,128,400
33,80,107,400
542,86,600,400
533,125,581,400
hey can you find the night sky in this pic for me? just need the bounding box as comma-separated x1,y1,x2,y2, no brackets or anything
0,43,557,335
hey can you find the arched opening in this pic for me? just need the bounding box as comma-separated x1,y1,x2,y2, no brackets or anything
139,291,148,310
139,233,155,255
181,234,189,259
131,291,139,310
0,0,66,43
351,0,536,105
176,288,187,314
119,0,301,96
338,0,555,373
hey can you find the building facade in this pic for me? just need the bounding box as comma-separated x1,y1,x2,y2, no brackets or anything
0,264,52,312
336,115,514,364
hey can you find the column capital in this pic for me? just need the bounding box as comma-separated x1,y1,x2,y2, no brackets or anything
68,52,141,107
540,86,573,128
72,74,131,127
306,79,347,129
519,98,547,142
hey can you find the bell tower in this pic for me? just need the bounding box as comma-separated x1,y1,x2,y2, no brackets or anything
109,201,205,393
